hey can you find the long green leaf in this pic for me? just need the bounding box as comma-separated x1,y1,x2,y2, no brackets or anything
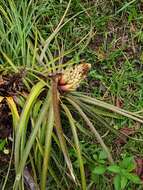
14,89,50,190
6,97,20,130
14,81,45,174
66,97,114,164
73,94,143,123
62,104,87,190
41,105,54,190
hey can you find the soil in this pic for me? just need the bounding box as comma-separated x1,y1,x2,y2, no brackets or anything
0,71,25,138
0,99,12,138
0,71,24,96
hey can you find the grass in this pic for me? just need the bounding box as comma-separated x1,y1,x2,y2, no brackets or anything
0,0,143,189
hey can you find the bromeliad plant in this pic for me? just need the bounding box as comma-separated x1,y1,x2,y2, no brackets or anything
2,63,142,190
1,0,143,189
1,55,143,190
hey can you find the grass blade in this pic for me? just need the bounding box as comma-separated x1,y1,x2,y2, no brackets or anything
39,0,72,64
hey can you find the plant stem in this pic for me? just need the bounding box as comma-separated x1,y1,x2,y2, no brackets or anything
51,76,76,183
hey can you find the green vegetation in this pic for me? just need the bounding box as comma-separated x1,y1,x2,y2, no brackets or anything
0,0,143,189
